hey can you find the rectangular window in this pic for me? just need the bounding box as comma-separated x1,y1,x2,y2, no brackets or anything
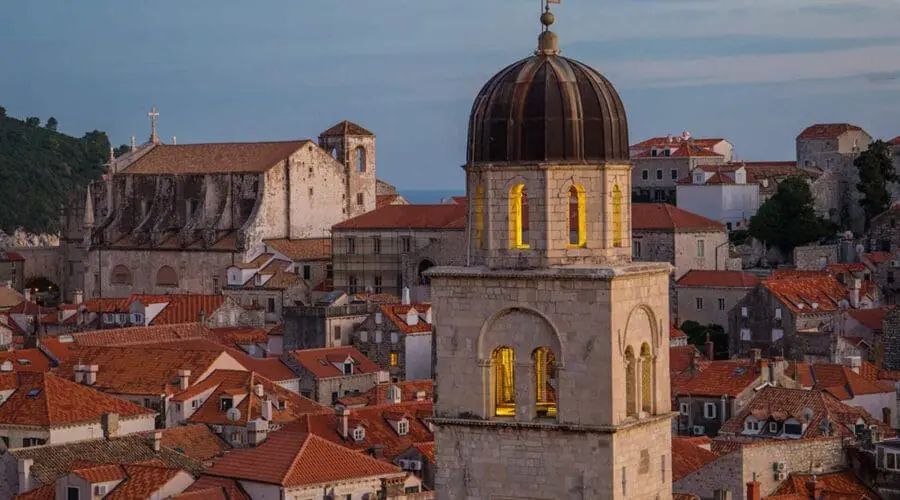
303,265,311,280
67,487,79,500
308,187,314,196
326,264,334,279
401,236,411,253
373,236,382,255
220,398,233,411
633,240,642,259
334,325,342,341
784,423,803,435
374,275,382,293
267,298,276,313
347,237,356,254
348,275,358,293
775,307,782,320
356,193,364,206
390,352,399,367
331,392,339,403
696,240,705,258
769,422,778,433
696,298,703,310
718,298,726,311
656,169,663,180
741,306,748,317
671,169,678,180
23,438,46,448
772,329,784,342
889,271,895,284
212,276,220,294
679,402,689,415
641,170,649,180
703,402,717,419
741,328,751,341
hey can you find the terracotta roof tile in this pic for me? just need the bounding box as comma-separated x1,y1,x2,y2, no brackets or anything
176,476,250,500
207,429,402,487
7,301,54,316
670,323,687,339
333,204,467,230
827,262,867,273
288,347,382,379
411,442,435,464
130,295,228,325
797,123,863,140
0,288,25,308
264,238,331,261
38,336,78,363
846,306,893,330
378,304,433,334
209,327,268,349
0,349,53,372
671,436,720,480
672,360,761,398
632,203,725,231
863,251,892,266
16,484,54,500
376,194,407,208
630,136,726,150
0,372,153,426
349,381,434,407
670,345,704,373
786,362,893,398
890,136,900,145
105,464,185,499
153,424,230,461
73,322,215,347
231,253,274,270
1,252,24,261
71,464,126,483
772,471,878,499
677,270,760,288
763,273,849,314
320,120,374,137
123,141,310,175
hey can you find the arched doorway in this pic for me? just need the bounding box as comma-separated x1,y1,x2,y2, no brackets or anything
417,260,435,286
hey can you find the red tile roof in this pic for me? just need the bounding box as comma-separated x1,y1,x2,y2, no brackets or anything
797,123,863,140
0,349,53,372
154,424,229,461
38,336,78,364
0,372,153,426
827,262,867,273
353,381,434,407
264,238,331,261
209,327,268,349
671,437,720,480
863,251,892,266
72,463,127,483
288,347,382,379
73,322,216,347
672,360,762,398
320,120,374,137
772,471,877,499
890,136,900,145
411,442,435,464
105,463,185,499
185,370,329,426
763,273,849,314
175,476,250,500
7,301,54,316
670,345,704,373
379,304,433,334
631,136,726,150
207,429,403,487
1,252,24,261
333,203,467,230
632,204,725,231
123,141,311,175
130,295,228,325
677,270,760,288
785,362,893,398
846,306,893,330
376,194,406,208
670,323,687,339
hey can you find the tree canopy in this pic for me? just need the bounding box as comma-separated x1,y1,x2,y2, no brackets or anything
856,140,896,231
749,175,836,253
678,321,727,360
0,109,108,233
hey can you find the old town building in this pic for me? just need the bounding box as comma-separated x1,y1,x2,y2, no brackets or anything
351,299,434,381
675,164,760,230
428,7,673,498
675,270,760,328
0,250,24,292
283,346,387,404
630,133,733,203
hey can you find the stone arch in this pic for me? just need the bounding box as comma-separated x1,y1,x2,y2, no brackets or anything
355,146,366,172
416,259,435,286
156,266,179,287
111,265,132,285
478,306,563,364
619,304,660,356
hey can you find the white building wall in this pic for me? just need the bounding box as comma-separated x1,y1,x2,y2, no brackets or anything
404,333,433,381
677,184,760,229
847,392,898,428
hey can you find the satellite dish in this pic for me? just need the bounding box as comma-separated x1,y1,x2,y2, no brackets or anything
226,407,241,423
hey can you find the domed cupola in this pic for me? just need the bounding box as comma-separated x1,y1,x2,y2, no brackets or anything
467,9,629,164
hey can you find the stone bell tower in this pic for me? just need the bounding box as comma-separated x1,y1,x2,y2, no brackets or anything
428,4,674,499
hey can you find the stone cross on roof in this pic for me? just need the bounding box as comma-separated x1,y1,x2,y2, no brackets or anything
148,106,160,145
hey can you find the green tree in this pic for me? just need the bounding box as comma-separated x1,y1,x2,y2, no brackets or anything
25,117,40,127
856,140,896,231
678,321,728,360
749,176,836,253
0,106,6,118
45,117,58,131
114,144,131,158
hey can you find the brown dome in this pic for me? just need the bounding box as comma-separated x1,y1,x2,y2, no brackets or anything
467,41,629,164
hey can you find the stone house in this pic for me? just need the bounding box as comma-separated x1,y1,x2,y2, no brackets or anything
730,270,876,359
0,372,157,449
283,346,387,404
630,133,733,202
17,461,197,500
632,203,730,280
0,250,24,292
861,250,900,303
878,307,900,371
675,270,760,328
741,161,822,206
854,438,900,498
352,300,434,381
330,202,466,303
59,119,383,303
797,123,872,231
676,164,760,230
282,291,380,350
394,443,435,491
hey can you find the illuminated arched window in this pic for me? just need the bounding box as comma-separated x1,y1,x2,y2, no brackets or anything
641,343,653,414
355,147,366,173
492,347,516,416
474,185,484,249
612,184,623,247
625,346,637,417
111,265,132,285
568,185,586,247
509,184,530,249
533,347,557,418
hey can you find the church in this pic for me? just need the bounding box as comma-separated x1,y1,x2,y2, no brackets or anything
428,5,674,499
59,117,384,301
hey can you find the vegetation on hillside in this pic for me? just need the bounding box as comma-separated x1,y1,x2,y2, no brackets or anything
0,106,110,234
749,176,837,253
856,140,896,231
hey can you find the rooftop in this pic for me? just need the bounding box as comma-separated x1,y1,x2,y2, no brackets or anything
122,140,311,175
632,203,725,232
288,346,382,379
671,359,762,398
762,272,851,314
671,436,719,481
676,270,761,288
0,348,53,372
846,306,893,330
332,203,466,231
152,423,230,461
797,123,863,140
264,238,331,261
770,470,877,500
785,361,895,399
320,120,374,137
72,322,215,347
378,304,433,334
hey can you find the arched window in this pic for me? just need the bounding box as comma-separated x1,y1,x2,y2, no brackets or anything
355,147,366,173
625,346,637,417
533,347,557,418
156,266,179,287
417,260,434,286
568,185,586,247
474,185,484,249
509,184,530,249
612,184,623,247
641,343,653,414
492,346,516,416
111,265,132,285
331,147,338,161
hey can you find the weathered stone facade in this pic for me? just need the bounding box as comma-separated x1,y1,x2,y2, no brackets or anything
633,227,728,280
882,307,900,371
792,244,839,271
675,283,755,329
0,251,24,292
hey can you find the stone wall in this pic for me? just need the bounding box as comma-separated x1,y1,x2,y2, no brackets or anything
675,285,754,329
793,244,838,270
882,308,900,371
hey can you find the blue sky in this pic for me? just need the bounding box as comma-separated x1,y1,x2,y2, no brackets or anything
2,0,900,190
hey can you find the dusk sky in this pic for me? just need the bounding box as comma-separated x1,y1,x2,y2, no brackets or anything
2,0,900,191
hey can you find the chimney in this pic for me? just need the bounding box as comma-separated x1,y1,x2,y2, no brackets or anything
844,356,861,374
746,477,761,500
150,431,162,452
178,370,191,391
172,136,177,145
759,359,769,379
338,407,350,438
24,288,31,302
73,364,85,384
849,278,861,308
262,399,273,421
101,412,119,439
247,418,268,446
254,383,264,398
806,475,822,500
750,348,762,363
402,287,411,305
406,309,419,327
713,489,733,500
689,349,699,371
424,307,432,324
705,334,715,360
883,407,892,426
74,290,84,305
17,458,33,494
85,364,98,385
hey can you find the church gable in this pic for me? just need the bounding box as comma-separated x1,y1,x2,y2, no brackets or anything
122,140,312,175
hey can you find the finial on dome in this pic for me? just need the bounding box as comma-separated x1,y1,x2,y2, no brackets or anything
537,1,560,56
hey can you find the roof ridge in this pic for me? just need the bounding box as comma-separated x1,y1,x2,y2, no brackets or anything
156,139,311,148
282,433,314,485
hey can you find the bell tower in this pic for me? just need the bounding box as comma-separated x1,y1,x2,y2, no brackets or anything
429,4,674,499
318,120,377,218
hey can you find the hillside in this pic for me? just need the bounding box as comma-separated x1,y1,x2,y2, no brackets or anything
0,106,109,234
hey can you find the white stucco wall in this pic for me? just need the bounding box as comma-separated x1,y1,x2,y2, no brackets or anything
676,184,760,228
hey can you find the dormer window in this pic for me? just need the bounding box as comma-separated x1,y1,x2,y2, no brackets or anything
768,422,778,433
220,397,233,411
276,399,286,410
694,174,703,183
397,419,409,436
353,426,366,441
744,417,761,433
343,361,353,375
783,418,803,437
